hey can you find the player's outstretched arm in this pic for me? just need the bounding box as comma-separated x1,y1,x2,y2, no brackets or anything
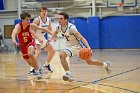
29,26,43,44
31,23,53,35
48,28,59,43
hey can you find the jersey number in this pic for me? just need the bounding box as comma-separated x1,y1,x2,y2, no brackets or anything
23,37,28,42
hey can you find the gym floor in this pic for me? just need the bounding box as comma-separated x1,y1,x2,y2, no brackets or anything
0,49,140,93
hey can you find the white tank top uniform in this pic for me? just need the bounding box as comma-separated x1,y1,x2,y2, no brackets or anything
35,16,50,48
57,22,86,57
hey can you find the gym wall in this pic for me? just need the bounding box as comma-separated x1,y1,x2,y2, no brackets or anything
70,15,140,49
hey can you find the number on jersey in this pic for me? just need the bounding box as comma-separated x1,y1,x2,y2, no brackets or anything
23,37,27,42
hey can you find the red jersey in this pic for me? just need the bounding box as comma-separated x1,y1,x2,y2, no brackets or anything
17,22,33,45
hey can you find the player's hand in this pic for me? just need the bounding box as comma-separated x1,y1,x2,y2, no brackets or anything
44,28,50,33
44,28,54,35
87,47,92,52
12,40,18,46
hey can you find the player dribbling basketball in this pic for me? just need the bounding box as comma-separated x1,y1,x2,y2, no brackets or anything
51,12,112,82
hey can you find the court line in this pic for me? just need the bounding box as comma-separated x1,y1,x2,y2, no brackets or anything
1,67,140,92
98,83,139,93
63,82,107,93
92,66,140,84
2,76,138,93
66,66,140,92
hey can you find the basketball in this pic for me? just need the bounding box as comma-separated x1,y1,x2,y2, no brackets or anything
79,48,92,60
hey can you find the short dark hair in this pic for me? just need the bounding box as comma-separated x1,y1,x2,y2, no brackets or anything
20,12,31,20
59,12,69,20
39,7,48,12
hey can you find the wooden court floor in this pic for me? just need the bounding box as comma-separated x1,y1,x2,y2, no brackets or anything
0,49,140,93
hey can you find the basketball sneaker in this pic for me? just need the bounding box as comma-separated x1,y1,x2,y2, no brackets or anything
34,69,42,80
63,73,74,82
42,64,53,73
104,61,112,74
28,67,42,76
28,69,36,75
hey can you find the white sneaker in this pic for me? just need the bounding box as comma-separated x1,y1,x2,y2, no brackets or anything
63,73,74,82
42,64,53,73
28,67,42,76
28,69,36,76
35,70,42,80
104,61,112,74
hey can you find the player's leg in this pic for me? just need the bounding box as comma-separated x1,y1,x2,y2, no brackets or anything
42,44,55,72
28,46,38,69
19,44,41,79
34,44,41,59
86,59,103,66
28,45,41,75
59,49,74,81
28,45,42,79
86,59,112,74
78,48,112,74
19,45,34,67
59,51,69,71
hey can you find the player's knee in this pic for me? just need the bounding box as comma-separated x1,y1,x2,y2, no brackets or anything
47,46,55,55
59,52,66,59
52,49,55,55
28,46,35,57
36,49,41,56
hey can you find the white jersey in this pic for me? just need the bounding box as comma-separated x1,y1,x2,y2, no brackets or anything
35,16,50,46
58,22,86,56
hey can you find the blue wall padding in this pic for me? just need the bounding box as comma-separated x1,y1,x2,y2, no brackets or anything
100,16,140,48
0,0,4,10
69,17,100,49
15,15,140,49
87,17,100,48
69,17,87,38
14,19,21,26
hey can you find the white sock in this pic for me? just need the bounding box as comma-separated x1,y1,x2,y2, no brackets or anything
45,62,49,66
103,62,107,68
66,71,71,75
30,67,34,71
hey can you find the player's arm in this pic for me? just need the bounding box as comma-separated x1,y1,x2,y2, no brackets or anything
31,23,53,35
32,17,39,26
53,27,60,38
30,26,43,43
32,17,53,36
70,26,91,49
11,24,20,45
48,27,60,42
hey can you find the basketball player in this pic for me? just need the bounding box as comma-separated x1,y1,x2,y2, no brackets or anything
11,12,52,79
28,7,55,75
51,12,112,81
